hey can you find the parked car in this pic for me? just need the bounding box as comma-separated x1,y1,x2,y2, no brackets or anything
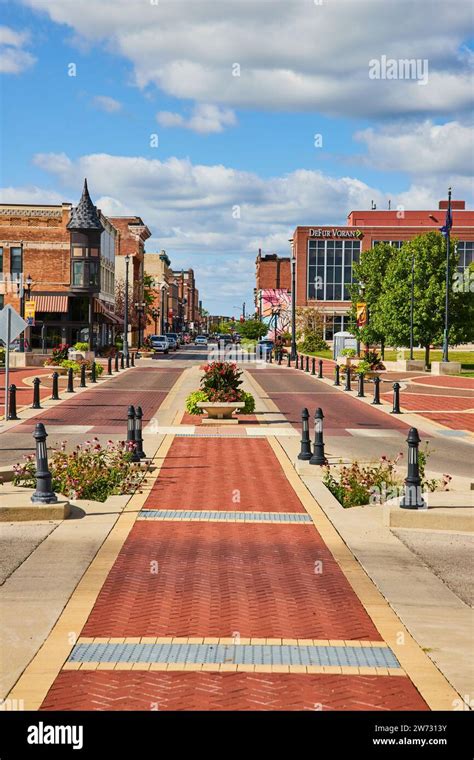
195,335,208,346
257,339,274,357
165,332,180,348
165,334,178,351
150,335,169,353
218,334,233,344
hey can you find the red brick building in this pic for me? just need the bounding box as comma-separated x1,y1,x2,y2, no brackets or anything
171,268,201,331
291,199,474,340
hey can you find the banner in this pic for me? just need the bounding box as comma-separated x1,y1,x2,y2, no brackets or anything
356,302,367,328
25,300,36,326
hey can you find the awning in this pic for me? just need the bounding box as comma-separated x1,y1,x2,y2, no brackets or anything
34,295,68,312
94,299,122,324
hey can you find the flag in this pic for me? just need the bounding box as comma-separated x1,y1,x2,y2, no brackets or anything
439,193,452,237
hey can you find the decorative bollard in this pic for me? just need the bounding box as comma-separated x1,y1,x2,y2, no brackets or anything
80,363,87,388
31,423,58,504
127,405,140,462
135,406,146,459
310,408,326,465
131,352,135,367
115,352,119,373
66,367,75,393
294,353,298,368
32,377,42,409
298,408,312,461
305,356,309,373
51,372,60,401
278,351,282,366
318,359,323,379
269,350,273,364
300,354,304,370
334,364,340,386
126,353,130,368
344,367,352,391
7,384,18,420
357,372,365,398
120,352,125,370
107,356,113,376
372,375,381,404
91,361,97,384
287,352,291,367
311,357,316,376
400,428,425,509
391,382,402,414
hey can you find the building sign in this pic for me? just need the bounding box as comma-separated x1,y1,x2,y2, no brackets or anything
309,228,363,239
25,300,36,326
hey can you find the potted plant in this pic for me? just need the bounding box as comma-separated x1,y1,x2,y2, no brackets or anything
186,361,255,424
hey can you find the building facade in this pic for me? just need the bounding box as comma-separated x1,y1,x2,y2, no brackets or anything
290,199,474,341
0,181,120,350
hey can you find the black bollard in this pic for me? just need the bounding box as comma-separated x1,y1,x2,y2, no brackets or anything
300,354,304,370
66,367,75,393
344,366,352,391
372,375,381,404
334,364,340,386
391,382,402,414
305,356,309,372
107,356,113,376
318,359,323,379
298,408,312,460
295,352,298,368
287,352,291,367
311,357,316,376
127,405,140,462
131,352,135,367
357,372,365,398
310,408,326,465
269,350,273,364
126,353,130,368
135,406,146,459
91,361,97,384
120,352,125,370
400,428,425,509
278,351,282,366
115,352,119,373
51,372,60,401
80,363,87,388
30,423,58,504
31,377,42,409
7,384,18,420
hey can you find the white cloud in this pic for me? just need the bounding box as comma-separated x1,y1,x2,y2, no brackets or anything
157,104,237,134
27,149,472,312
0,185,63,204
19,0,473,117
92,95,122,113
354,121,474,176
0,25,35,74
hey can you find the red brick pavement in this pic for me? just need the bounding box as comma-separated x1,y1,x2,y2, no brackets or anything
145,437,306,512
381,392,474,412
40,671,427,711
0,367,52,411
413,375,474,390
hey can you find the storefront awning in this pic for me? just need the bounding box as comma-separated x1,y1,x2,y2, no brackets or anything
94,299,122,324
34,295,68,312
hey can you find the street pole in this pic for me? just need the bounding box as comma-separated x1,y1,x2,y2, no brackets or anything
442,187,452,363
124,255,130,359
409,251,415,360
290,245,297,360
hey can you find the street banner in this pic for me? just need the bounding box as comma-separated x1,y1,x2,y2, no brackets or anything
356,302,367,328
25,300,36,326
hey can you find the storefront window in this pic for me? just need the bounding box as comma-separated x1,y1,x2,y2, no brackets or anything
72,260,99,289
308,239,360,301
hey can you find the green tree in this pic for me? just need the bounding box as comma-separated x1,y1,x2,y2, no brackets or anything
349,242,397,353
238,319,268,340
295,306,323,340
375,232,473,367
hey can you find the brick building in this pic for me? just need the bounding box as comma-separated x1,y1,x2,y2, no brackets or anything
143,250,173,335
171,268,201,331
291,199,474,340
0,181,119,350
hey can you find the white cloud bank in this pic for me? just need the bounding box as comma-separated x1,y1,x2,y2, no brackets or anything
0,25,35,74
157,104,236,134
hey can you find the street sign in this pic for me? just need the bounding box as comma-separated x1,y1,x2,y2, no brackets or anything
0,304,28,343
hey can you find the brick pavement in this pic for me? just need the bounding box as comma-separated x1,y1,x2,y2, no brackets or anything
0,367,52,412
38,431,428,710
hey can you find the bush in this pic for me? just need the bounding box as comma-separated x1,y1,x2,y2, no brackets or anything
200,361,243,395
242,391,255,414
45,343,70,365
59,359,104,375
340,347,356,357
13,439,146,502
74,342,89,352
185,390,208,414
298,334,329,353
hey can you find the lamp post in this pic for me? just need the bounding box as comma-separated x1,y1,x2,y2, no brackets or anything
409,252,415,360
151,308,160,334
19,273,33,352
289,239,297,361
123,255,130,360
442,187,452,364
134,301,146,349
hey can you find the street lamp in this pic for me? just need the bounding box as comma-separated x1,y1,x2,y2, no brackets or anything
151,308,160,334
289,239,297,360
18,274,33,352
160,283,169,334
134,301,146,349
409,253,415,360
123,255,130,359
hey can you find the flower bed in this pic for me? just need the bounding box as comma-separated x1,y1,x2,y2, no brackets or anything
13,439,146,502
185,362,255,416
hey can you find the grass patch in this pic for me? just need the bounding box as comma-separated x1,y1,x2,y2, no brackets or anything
382,349,474,367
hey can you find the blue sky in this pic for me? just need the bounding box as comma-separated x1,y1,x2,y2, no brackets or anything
1,0,473,315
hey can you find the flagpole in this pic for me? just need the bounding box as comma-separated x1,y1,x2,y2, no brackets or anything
442,187,452,363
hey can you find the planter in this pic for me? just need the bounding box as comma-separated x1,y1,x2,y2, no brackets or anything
196,401,246,424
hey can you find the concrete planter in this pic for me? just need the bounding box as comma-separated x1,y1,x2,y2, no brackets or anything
383,359,425,372
196,401,246,424
431,361,462,376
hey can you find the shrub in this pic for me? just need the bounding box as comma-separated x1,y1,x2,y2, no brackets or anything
185,390,208,415
200,361,243,395
298,334,329,353
362,350,385,370
74,342,89,352
59,359,104,375
13,439,146,502
355,359,372,375
242,391,255,414
45,343,70,365
340,347,356,357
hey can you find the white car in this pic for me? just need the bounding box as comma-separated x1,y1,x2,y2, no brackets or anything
195,335,208,346
150,335,169,353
